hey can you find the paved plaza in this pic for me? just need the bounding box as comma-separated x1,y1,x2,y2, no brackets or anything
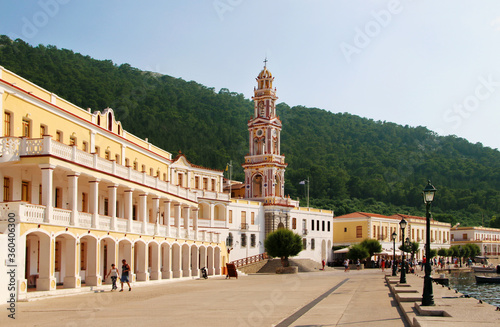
1,269,408,327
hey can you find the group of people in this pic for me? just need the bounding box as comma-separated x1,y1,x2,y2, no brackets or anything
105,259,132,292
343,259,361,272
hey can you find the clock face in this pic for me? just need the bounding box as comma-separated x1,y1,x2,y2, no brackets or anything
256,129,264,137
272,129,277,137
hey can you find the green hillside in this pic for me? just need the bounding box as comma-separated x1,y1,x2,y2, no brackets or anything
1,36,499,227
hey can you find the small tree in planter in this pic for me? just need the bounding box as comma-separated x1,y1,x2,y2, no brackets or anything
264,229,303,268
359,239,382,267
347,244,369,265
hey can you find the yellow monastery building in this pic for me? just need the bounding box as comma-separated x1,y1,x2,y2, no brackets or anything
332,212,451,260
0,63,334,302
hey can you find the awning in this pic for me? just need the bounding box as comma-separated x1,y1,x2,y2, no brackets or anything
333,247,350,254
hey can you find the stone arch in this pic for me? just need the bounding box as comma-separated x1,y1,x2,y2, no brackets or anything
134,239,148,281
214,247,221,275
214,204,226,221
182,243,190,277
327,240,332,262
171,243,181,278
207,246,214,275
53,233,79,289
199,246,207,270
161,242,171,279
199,202,210,219
118,238,133,278
80,234,101,286
148,241,160,280
191,244,199,277
25,231,53,291
275,174,281,197
321,239,326,261
100,236,116,284
252,174,263,198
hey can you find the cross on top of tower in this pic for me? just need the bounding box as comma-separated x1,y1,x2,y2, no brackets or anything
263,57,268,68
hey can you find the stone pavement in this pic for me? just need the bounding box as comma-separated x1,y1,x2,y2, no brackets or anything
1,269,408,327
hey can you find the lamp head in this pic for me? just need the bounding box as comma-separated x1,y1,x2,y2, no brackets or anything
391,231,397,241
399,218,407,230
422,180,437,204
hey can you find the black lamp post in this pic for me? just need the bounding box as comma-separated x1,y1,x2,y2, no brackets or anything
405,237,411,273
422,180,436,306
399,218,407,283
392,231,397,276
459,245,462,268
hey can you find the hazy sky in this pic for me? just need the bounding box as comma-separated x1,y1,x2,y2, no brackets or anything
2,0,500,150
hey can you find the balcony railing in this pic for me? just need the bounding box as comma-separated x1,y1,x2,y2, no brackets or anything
2,202,220,243
241,223,249,230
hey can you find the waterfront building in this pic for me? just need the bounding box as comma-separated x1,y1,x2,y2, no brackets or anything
0,62,333,302
450,226,500,256
333,212,451,260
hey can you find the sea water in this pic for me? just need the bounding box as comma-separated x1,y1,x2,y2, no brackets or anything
448,271,500,307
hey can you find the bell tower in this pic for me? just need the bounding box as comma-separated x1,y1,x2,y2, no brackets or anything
242,61,287,203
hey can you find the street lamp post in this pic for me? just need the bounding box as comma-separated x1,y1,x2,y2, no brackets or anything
392,231,397,276
399,218,407,284
459,245,462,268
405,237,411,273
422,180,437,306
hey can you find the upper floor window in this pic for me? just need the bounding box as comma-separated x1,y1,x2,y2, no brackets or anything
69,136,76,146
3,112,11,136
105,150,111,160
40,124,47,137
195,176,200,189
22,118,31,137
292,218,297,229
211,179,216,191
82,141,88,152
56,130,62,142
3,177,10,201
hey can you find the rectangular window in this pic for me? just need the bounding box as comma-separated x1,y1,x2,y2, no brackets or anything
3,177,10,201
133,161,138,170
40,124,46,137
105,150,110,160
56,130,62,142
21,181,30,202
356,226,362,238
292,218,297,229
311,238,315,250
302,238,307,250
141,164,146,172
322,221,325,231
22,118,31,137
241,233,247,247
463,233,467,240
177,173,183,186
69,136,76,146
203,178,208,190
132,205,137,220
316,220,319,231
251,212,255,225
311,220,314,231
55,241,61,272
150,168,154,176
82,141,88,152
80,242,86,270
229,210,233,224
195,176,200,189
95,146,100,157
211,179,216,191
4,112,11,136
328,221,331,232
241,211,247,229
250,234,256,247
115,154,120,163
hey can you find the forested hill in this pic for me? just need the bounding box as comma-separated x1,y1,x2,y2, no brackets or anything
1,35,499,227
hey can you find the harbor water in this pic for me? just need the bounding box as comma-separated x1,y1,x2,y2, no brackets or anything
447,271,500,307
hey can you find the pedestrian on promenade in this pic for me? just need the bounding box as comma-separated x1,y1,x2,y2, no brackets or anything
106,263,120,291
381,259,385,272
120,259,132,292
356,259,360,270
321,259,325,270
344,259,350,272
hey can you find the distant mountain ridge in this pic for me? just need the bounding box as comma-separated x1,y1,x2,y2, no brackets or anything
1,35,499,227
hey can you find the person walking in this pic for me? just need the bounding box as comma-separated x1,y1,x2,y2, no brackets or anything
344,259,350,272
120,259,132,292
106,263,120,291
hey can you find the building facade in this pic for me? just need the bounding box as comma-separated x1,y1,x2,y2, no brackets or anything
333,212,451,260
451,226,500,256
0,63,333,302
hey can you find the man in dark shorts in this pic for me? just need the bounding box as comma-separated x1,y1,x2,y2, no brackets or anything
120,259,132,292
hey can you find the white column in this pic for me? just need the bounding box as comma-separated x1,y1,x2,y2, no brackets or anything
68,172,80,226
140,193,148,234
163,199,171,236
125,189,134,232
108,184,118,230
40,164,55,223
174,203,181,238
183,205,190,238
121,144,126,166
89,179,100,228
153,197,160,233
90,131,96,154
192,207,199,240
209,203,215,227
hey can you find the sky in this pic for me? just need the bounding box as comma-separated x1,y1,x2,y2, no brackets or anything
1,0,500,150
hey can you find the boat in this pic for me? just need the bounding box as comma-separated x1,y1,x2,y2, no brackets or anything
475,275,500,284
472,266,496,273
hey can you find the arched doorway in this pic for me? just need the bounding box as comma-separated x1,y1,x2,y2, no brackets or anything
207,247,214,275
182,244,190,277
134,240,148,281
80,235,100,286
171,243,181,278
25,231,55,291
100,237,116,285
161,242,171,279
149,241,160,280
54,233,79,289
252,174,263,197
191,244,199,277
